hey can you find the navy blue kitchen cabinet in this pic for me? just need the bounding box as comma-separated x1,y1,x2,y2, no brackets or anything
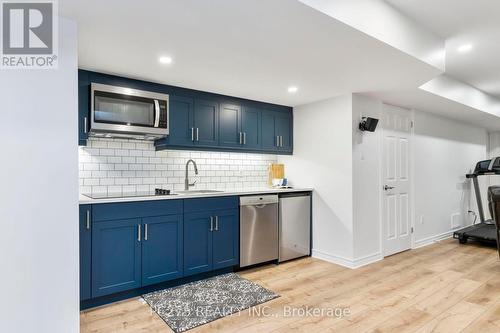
92,218,142,298
166,96,195,147
142,214,184,286
261,110,292,153
241,106,261,149
183,211,213,276
79,205,92,301
194,99,219,147
79,70,293,154
212,209,239,269
219,103,242,147
80,197,240,308
78,70,90,145
261,111,277,151
183,196,239,276
275,112,293,152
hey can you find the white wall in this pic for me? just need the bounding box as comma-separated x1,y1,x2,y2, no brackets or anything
413,111,488,246
0,19,79,333
279,95,354,262
352,94,383,261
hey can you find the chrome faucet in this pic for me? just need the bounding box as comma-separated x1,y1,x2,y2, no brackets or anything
184,159,199,190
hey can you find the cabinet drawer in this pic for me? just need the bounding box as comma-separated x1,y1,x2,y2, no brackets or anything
93,200,183,221
184,196,238,213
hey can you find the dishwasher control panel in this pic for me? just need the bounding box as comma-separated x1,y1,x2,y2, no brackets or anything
240,195,278,206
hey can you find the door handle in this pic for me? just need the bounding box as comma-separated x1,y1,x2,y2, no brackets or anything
276,136,279,147
210,216,214,232
144,224,148,241
84,117,88,134
215,216,219,231
243,132,246,145
239,132,243,145
384,185,395,191
153,100,160,127
137,224,141,242
191,127,195,141
196,128,199,141
86,210,91,230
280,136,283,147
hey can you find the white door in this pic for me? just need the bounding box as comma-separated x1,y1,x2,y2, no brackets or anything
381,104,412,257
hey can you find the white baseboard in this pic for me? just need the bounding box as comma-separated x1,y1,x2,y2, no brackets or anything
312,249,382,269
413,230,454,249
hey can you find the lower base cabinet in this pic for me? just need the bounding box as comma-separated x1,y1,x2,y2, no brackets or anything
183,197,239,277
79,205,91,301
184,211,213,276
92,218,142,298
142,215,183,286
212,209,239,269
80,197,239,302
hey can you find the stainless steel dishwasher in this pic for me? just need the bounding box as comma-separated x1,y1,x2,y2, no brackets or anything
240,195,279,267
279,192,311,262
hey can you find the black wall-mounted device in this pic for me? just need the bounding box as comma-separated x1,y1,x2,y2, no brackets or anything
359,117,379,132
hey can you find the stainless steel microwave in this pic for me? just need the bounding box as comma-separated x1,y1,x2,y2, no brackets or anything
89,83,169,140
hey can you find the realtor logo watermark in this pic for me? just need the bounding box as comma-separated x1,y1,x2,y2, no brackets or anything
1,0,58,69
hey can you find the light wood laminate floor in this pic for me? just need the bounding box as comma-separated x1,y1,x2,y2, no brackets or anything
81,239,500,333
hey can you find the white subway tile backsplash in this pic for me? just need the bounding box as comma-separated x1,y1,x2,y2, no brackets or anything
79,138,277,194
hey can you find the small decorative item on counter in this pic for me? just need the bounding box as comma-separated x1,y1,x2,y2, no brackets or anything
272,178,283,187
268,163,285,186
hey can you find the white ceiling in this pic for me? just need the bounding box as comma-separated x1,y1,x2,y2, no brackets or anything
60,0,440,107
367,89,500,131
386,0,500,99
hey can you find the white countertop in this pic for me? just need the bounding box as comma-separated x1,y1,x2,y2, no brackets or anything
79,187,313,204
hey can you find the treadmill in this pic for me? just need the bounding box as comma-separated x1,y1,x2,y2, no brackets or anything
453,157,500,244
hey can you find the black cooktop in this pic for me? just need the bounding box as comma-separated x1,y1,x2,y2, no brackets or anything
83,188,175,199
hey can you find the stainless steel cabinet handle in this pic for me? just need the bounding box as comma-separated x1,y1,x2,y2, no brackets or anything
196,128,199,141
144,224,148,241
86,210,91,230
215,216,219,231
137,224,141,242
84,117,88,134
243,132,246,145
280,136,283,147
210,216,214,232
239,132,242,145
191,127,195,141
276,136,279,147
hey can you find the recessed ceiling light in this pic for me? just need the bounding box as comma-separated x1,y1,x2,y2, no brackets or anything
457,44,473,53
159,56,173,64
288,86,298,93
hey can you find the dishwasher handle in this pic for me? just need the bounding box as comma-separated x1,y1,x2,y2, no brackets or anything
255,204,271,209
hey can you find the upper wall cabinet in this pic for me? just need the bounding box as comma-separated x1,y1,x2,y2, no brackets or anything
219,103,242,148
167,96,195,147
261,110,293,153
194,99,219,147
241,106,261,150
78,70,293,154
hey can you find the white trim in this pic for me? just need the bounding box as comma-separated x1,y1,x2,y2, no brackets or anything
312,249,383,269
413,230,454,249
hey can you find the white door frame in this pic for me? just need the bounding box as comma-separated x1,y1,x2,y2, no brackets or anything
378,104,416,256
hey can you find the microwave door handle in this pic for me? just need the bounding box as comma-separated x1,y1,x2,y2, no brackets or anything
153,100,160,128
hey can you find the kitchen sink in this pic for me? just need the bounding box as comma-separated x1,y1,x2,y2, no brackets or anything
176,190,225,195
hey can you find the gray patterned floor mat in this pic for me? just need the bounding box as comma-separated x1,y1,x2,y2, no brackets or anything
142,273,279,333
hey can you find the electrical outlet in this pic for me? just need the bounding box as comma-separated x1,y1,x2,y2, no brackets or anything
451,213,461,229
